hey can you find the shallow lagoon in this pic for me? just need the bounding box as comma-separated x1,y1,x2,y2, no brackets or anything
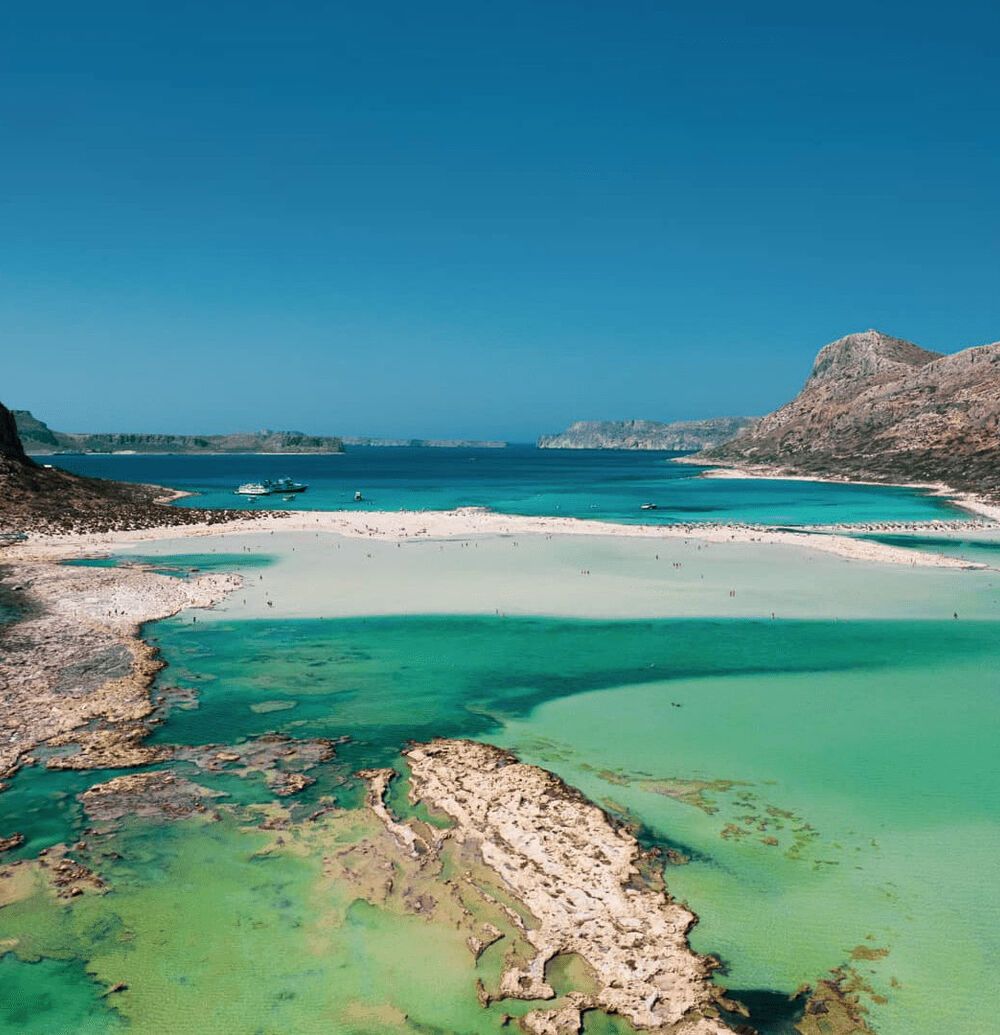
2,611,997,1034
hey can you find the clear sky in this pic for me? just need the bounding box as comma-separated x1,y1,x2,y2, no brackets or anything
3,1,998,441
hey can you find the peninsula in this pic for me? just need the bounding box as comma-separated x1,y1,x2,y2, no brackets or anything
695,330,1000,498
538,417,754,451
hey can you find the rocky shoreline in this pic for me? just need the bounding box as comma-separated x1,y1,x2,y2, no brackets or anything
0,557,241,783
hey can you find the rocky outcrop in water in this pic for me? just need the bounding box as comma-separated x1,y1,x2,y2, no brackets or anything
696,329,1000,497
380,738,736,1033
538,417,754,451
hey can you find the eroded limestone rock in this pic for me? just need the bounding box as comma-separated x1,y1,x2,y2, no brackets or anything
368,739,735,1034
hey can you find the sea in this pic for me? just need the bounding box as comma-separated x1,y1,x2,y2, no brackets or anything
43,446,965,526
2,450,996,1034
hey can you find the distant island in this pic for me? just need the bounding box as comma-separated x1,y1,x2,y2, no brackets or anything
13,410,345,455
342,437,507,448
538,416,755,451
694,329,1000,498
13,410,509,454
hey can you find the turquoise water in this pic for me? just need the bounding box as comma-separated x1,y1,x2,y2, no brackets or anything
64,552,275,578
852,533,1000,568
2,610,997,1033
44,447,965,526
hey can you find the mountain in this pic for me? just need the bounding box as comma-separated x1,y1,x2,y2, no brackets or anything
697,330,1000,497
538,417,755,451
0,401,245,535
12,411,344,454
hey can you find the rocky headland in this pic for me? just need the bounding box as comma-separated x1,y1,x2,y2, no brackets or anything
695,330,1000,499
539,417,754,451
1,399,256,535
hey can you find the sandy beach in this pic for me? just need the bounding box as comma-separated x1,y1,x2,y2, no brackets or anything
9,505,995,569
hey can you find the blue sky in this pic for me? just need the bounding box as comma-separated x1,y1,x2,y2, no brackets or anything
3,1,998,440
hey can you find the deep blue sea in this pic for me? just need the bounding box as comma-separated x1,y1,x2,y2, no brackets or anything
45,446,964,526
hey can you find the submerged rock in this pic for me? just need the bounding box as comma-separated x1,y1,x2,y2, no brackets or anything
79,770,223,823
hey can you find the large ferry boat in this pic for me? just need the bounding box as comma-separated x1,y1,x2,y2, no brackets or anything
234,478,308,496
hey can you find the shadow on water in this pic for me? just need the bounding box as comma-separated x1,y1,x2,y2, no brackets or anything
721,988,806,1033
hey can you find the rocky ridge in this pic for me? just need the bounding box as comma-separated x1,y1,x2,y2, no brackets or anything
696,330,1000,497
538,417,754,451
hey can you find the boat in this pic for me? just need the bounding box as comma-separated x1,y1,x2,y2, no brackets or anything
640,502,658,510
354,490,364,501
234,478,308,497
270,477,308,494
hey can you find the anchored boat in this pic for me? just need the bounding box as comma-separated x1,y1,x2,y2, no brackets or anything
235,478,308,497
270,477,307,494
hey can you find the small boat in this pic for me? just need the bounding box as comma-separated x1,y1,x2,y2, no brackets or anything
354,490,364,502
282,495,296,502
236,482,271,496
640,502,658,511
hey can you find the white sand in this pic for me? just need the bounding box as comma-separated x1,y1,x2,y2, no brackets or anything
11,508,999,626
11,507,989,568
61,526,1000,624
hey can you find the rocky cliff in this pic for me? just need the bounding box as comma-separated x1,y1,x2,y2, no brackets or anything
538,416,754,450
12,411,344,454
698,330,1000,497
1,405,31,464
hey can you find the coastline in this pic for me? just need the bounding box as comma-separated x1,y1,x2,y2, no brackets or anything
0,558,240,782
8,506,991,570
672,456,1000,524
1,500,990,1033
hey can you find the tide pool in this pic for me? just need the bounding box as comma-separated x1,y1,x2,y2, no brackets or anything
44,447,966,526
2,612,997,1033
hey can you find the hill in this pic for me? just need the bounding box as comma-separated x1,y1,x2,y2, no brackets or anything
697,330,1000,497
12,411,344,454
538,417,754,451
